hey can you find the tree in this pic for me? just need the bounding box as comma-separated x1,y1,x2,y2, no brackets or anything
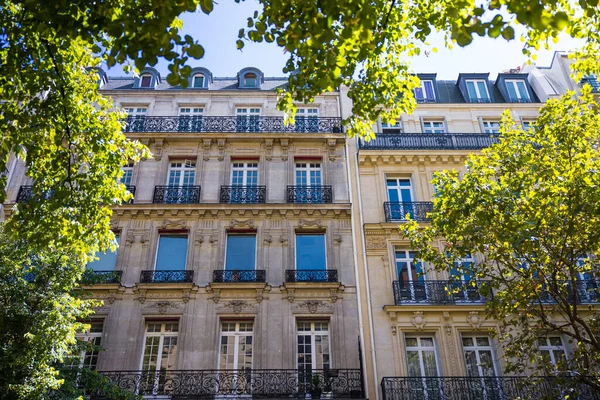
404,87,600,393
1,0,599,397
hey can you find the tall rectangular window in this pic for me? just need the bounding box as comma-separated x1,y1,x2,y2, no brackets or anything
219,322,254,370
87,235,119,271
422,120,446,134
297,321,330,372
405,336,440,377
155,235,188,270
296,234,326,271
167,160,196,186
120,162,134,186
395,249,426,302
69,321,104,371
141,322,179,373
465,80,490,102
482,120,500,134
539,336,567,367
505,79,530,102
295,162,322,187
236,108,261,132
231,162,258,186
296,108,319,132
462,336,497,377
386,178,414,221
225,235,256,271
415,80,436,102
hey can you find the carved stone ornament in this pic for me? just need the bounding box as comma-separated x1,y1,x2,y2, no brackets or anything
297,219,323,229
467,311,483,330
297,300,327,314
161,219,187,230
279,234,288,246
224,300,250,314
217,139,226,161
263,235,272,245
391,326,397,336
327,139,337,161
264,139,274,161
333,234,342,246
280,139,289,161
366,236,387,250
153,138,164,161
147,301,178,314
229,219,255,229
411,311,427,330
202,138,212,161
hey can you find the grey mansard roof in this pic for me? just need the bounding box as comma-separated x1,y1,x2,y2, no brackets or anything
100,77,289,91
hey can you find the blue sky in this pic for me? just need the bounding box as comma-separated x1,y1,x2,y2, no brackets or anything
109,0,582,79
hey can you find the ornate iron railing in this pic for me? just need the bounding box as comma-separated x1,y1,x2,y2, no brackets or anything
140,270,194,283
580,77,600,93
123,116,344,133
213,270,267,283
16,185,33,202
384,202,433,222
539,280,600,304
124,185,136,203
392,280,492,305
285,269,339,283
359,133,499,150
220,186,266,204
94,368,363,398
286,186,333,204
81,270,122,285
381,376,600,400
153,185,201,204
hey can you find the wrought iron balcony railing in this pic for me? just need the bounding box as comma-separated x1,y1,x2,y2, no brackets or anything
381,376,600,400
220,186,266,204
123,116,344,133
580,76,600,93
539,280,600,304
140,270,194,283
286,185,333,204
384,201,433,222
16,185,33,202
392,280,491,305
285,269,339,283
94,369,363,398
213,270,267,283
359,133,499,150
152,185,201,204
81,270,122,285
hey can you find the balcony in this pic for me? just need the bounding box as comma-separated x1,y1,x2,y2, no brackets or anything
213,270,266,283
152,185,201,204
124,185,136,203
580,76,600,93
220,186,266,204
384,202,433,222
95,369,363,398
381,376,600,400
81,270,122,285
16,185,33,202
140,270,194,283
539,280,600,304
123,116,344,134
392,280,491,305
359,133,499,150
286,269,339,283
286,186,333,204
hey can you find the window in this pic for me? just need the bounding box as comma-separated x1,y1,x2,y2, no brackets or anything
422,120,446,134
482,120,500,134
295,162,321,187
121,162,133,186
155,235,188,271
581,75,600,93
405,336,440,377
295,108,319,132
462,336,497,377
228,161,260,203
179,107,204,116
219,322,254,370
244,73,258,88
225,235,256,271
505,79,530,102
395,249,425,302
141,322,178,374
69,321,104,370
297,321,330,372
140,74,153,88
465,79,490,102
124,107,147,117
296,234,326,271
236,108,261,132
193,74,205,88
539,336,567,367
386,178,414,221
178,107,204,132
451,254,480,302
87,235,119,271
415,80,436,102
381,119,403,134
521,119,535,131
167,160,196,186
231,162,258,186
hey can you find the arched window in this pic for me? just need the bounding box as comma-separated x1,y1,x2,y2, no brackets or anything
244,73,257,88
193,74,205,88
140,74,152,88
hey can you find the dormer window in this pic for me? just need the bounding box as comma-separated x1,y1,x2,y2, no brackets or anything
193,74,205,88
465,79,490,102
244,73,258,88
140,74,152,88
505,79,530,102
415,80,436,103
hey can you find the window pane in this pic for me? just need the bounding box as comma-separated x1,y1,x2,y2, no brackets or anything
424,81,435,99
477,81,489,100
506,81,518,100
193,75,204,88
87,236,119,271
296,234,326,270
141,75,152,87
516,81,529,99
225,235,256,270
156,235,188,270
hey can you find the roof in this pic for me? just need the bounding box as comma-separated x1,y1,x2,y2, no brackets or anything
100,77,288,91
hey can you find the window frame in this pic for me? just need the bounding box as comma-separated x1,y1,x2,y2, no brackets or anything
224,233,257,271
218,321,254,370
120,162,134,186
505,79,530,102
465,79,490,102
166,159,196,187
538,335,568,367
231,161,259,186
422,119,446,134
415,80,436,102
461,335,500,377
381,119,403,134
178,107,204,116
139,321,180,372
70,320,104,371
243,73,258,88
481,120,501,134
296,321,331,371
295,233,327,271
140,74,153,88
404,335,441,377
154,234,189,271
294,162,322,187
192,74,205,88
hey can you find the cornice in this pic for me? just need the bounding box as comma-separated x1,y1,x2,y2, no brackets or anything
358,153,469,166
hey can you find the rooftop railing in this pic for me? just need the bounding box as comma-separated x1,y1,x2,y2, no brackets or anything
359,133,499,151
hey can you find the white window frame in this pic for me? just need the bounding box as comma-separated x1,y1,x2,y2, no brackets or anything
231,161,259,186
394,248,424,283
381,119,403,133
415,80,436,102
192,74,205,88
217,321,254,370
167,159,196,186
481,120,500,134
139,321,179,372
386,177,414,202
404,335,441,377
179,107,204,116
505,79,530,102
124,107,148,117
422,119,446,134
461,335,499,377
295,162,322,187
297,108,319,117
465,79,490,101
236,108,261,117
120,162,134,186
296,321,331,371
72,321,104,371
538,335,568,366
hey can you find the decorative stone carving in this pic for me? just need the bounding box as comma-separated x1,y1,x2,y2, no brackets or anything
333,234,342,246
264,139,274,161
217,139,226,161
297,219,323,229
467,311,483,330
229,219,255,229
161,219,187,230
366,236,387,250
263,235,272,245
280,139,289,161
224,300,250,314
442,311,450,322
195,231,204,246
202,138,212,161
279,234,288,246
391,326,397,336
411,311,427,330
125,231,136,247
209,232,218,246
327,139,337,161
153,138,164,161
297,300,328,314
147,301,178,314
